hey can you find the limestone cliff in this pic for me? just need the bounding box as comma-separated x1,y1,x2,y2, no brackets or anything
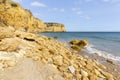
0,0,66,32
45,23,66,32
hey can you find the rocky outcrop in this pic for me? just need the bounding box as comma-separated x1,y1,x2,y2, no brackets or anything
69,39,89,51
0,0,66,32
45,23,66,32
0,26,115,80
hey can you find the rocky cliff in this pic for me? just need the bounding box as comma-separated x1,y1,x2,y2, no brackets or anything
45,23,66,32
0,0,66,32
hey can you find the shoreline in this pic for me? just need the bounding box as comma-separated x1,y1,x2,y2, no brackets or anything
78,50,120,80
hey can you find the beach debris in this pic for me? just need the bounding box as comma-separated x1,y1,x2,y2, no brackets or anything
68,66,75,74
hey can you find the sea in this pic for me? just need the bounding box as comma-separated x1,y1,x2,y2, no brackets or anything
41,32,120,62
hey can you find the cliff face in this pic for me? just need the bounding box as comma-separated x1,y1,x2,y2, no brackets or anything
0,0,66,32
45,23,66,32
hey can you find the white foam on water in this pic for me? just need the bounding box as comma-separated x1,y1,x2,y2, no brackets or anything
84,44,120,62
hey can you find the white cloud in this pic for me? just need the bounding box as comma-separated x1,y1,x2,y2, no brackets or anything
76,11,83,15
60,9,65,12
85,16,91,20
72,8,83,15
31,1,47,7
72,8,81,11
50,8,65,12
53,8,59,11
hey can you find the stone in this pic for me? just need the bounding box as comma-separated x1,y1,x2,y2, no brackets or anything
4,60,16,67
69,39,89,46
82,76,89,80
69,39,81,45
101,71,114,79
69,39,89,51
68,66,75,74
89,74,98,80
80,69,88,77
63,72,73,79
71,45,82,51
32,56,41,61
106,59,116,65
0,38,20,52
80,40,89,46
94,69,100,75
85,64,93,71
53,55,63,66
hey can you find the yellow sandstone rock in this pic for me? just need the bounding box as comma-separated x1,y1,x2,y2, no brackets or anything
69,39,89,51
0,26,15,39
53,55,63,66
0,38,20,52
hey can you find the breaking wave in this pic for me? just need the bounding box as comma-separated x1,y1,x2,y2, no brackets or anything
84,44,120,62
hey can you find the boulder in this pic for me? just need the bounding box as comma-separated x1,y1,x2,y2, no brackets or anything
0,38,20,52
69,39,89,51
69,39,89,46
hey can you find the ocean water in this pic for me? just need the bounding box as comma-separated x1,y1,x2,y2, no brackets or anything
41,32,120,61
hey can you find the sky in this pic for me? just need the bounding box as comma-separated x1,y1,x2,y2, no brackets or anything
13,0,120,32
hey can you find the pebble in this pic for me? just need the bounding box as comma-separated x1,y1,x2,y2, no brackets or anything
68,66,75,74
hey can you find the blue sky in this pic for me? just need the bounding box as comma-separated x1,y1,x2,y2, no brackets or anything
13,0,120,31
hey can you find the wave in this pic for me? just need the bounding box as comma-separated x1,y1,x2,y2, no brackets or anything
84,44,120,62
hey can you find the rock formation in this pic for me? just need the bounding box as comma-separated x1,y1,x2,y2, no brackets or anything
45,23,66,32
69,39,89,51
0,26,115,80
0,0,66,32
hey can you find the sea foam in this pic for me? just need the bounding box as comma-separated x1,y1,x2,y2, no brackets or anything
84,44,120,62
